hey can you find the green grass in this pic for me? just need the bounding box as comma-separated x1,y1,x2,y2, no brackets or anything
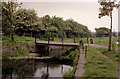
96,48,119,62
63,37,118,48
2,35,118,48
2,48,39,59
85,46,118,77
2,35,73,46
94,37,118,47
2,36,35,46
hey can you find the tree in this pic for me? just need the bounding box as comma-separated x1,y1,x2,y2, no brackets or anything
98,0,118,51
95,27,109,37
2,1,22,41
15,8,40,36
112,32,117,37
64,19,92,38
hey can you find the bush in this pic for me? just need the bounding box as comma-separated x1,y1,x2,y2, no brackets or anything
62,49,79,78
68,49,79,65
2,48,29,58
62,66,77,79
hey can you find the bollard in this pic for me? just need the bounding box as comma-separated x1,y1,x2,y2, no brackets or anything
85,46,87,58
82,43,84,53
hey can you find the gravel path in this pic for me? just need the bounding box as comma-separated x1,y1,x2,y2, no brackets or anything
85,43,120,50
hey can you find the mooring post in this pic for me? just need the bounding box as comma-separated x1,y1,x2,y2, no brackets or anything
47,34,50,55
85,46,87,58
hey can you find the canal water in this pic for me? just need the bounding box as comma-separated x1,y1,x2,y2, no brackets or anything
2,59,73,78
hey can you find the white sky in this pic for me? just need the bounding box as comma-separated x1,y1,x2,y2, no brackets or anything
19,0,119,32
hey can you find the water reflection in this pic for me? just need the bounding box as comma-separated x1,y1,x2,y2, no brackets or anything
2,59,73,79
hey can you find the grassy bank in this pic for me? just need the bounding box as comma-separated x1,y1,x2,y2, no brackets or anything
85,46,118,77
2,48,38,59
62,48,80,78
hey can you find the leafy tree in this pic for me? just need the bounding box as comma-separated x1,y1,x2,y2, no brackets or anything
95,27,109,37
2,1,22,41
118,32,120,36
64,19,91,38
2,1,92,39
98,0,118,51
112,32,117,37
51,16,65,37
15,8,40,36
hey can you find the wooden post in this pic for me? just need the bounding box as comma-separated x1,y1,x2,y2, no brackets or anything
61,64,63,74
35,34,37,43
48,34,50,44
47,63,49,74
39,34,40,39
85,46,87,58
74,37,76,43
82,43,84,53
47,34,50,55
35,34,37,52
87,36,88,43
80,40,83,48
31,32,32,37
61,33,64,44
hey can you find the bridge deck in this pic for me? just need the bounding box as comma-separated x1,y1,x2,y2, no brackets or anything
36,41,79,47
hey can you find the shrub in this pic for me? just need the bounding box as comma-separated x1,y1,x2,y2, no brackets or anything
2,48,29,58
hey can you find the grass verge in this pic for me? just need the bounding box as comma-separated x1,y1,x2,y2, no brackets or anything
85,46,118,77
96,48,119,62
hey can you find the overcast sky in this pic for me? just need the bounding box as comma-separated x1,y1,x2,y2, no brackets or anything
20,0,119,32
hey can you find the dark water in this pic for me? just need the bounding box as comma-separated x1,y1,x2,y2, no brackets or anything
2,59,73,79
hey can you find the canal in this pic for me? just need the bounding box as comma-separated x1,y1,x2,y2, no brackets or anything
2,46,75,79
2,59,73,78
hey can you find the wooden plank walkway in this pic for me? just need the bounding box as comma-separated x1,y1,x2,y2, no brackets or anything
75,49,86,77
36,41,79,47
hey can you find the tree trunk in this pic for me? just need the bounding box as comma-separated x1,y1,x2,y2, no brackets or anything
108,12,112,51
